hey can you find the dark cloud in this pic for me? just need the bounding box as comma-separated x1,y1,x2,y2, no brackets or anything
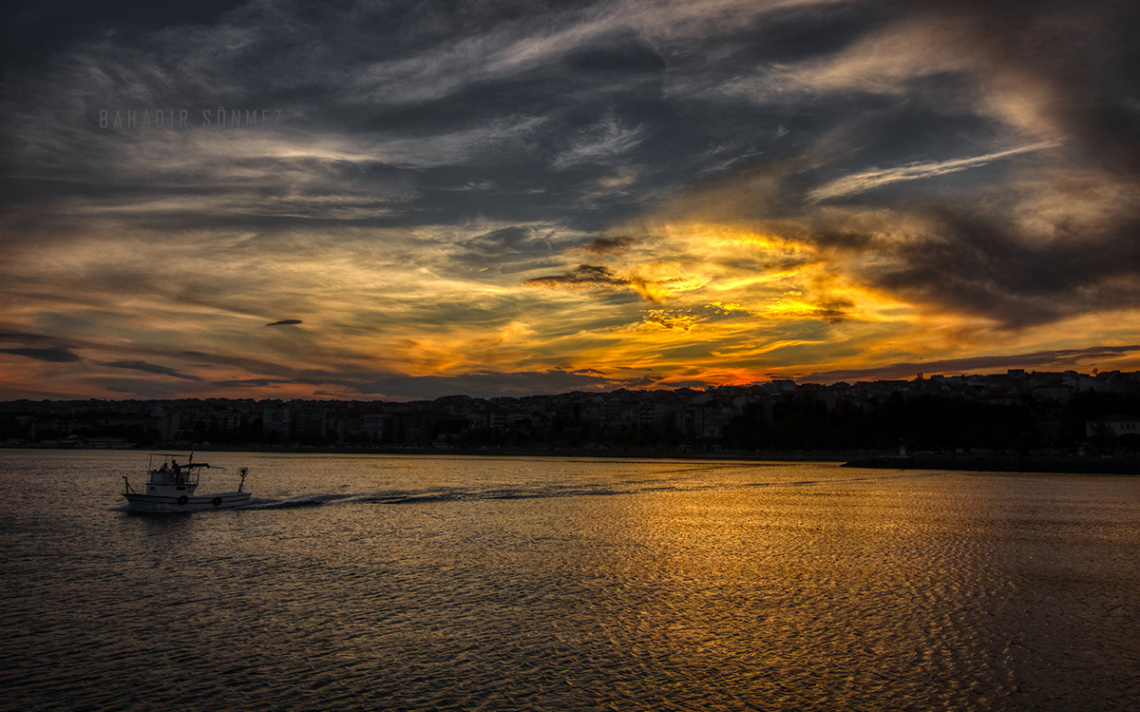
580,235,635,255
104,360,203,381
522,264,630,290
0,331,57,342
213,378,296,388
266,319,303,327
914,0,1140,175
860,208,1140,329
811,299,854,324
0,0,248,73
0,347,82,363
455,226,559,270
643,311,695,331
0,333,83,364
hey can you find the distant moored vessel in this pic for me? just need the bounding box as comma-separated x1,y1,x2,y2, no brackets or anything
122,453,250,512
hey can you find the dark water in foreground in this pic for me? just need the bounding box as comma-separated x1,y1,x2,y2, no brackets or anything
2,451,1139,711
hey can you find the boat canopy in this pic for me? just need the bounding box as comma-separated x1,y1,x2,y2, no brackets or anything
148,453,217,470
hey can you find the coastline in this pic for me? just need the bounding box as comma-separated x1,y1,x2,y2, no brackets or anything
8,444,1135,475
195,445,1140,473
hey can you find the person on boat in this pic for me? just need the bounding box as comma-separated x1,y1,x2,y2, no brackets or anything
171,459,182,484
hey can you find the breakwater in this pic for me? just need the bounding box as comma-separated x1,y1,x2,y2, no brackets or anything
843,454,1140,475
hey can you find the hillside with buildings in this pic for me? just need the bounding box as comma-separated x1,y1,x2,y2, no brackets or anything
3,370,1140,458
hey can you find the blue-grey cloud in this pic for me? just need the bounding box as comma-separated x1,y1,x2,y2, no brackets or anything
214,378,296,388
104,360,203,381
0,347,82,363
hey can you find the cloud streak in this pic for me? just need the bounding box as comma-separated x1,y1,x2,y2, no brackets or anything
104,360,204,381
807,142,1060,202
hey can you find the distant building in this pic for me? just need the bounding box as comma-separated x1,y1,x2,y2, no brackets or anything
1087,416,1140,438
262,404,292,438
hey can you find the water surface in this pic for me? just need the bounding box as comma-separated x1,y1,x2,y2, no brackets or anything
2,451,1138,710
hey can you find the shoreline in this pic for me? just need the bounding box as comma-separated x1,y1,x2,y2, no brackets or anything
7,444,1137,474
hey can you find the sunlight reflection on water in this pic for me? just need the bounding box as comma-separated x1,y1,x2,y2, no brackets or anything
2,451,1139,710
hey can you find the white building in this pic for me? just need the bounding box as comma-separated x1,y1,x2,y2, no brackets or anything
1086,416,1140,438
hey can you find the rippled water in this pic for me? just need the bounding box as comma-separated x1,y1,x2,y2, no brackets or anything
2,450,1139,711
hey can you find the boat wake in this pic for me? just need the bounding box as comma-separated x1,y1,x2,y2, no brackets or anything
232,470,952,511
241,485,631,509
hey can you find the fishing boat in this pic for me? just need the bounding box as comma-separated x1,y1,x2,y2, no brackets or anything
122,453,250,512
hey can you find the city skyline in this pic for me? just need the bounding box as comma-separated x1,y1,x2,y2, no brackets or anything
3,0,1139,401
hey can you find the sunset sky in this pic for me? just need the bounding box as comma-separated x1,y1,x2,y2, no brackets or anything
2,0,1139,400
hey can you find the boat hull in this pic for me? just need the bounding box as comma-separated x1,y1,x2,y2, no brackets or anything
123,491,251,512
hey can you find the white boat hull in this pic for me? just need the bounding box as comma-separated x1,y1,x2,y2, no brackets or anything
123,491,251,512
122,455,251,512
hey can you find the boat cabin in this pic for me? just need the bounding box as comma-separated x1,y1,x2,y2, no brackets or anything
145,454,208,491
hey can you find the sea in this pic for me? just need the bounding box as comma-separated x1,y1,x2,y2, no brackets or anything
2,450,1138,711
